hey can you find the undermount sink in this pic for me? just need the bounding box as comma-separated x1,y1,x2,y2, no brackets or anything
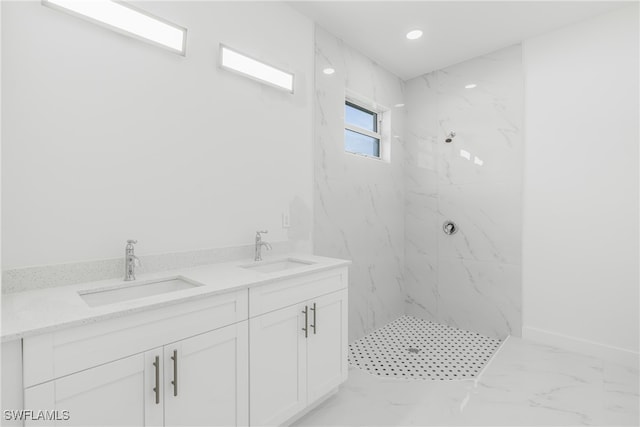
240,258,315,273
79,277,202,307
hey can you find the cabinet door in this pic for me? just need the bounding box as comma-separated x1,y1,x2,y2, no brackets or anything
144,349,164,427
164,322,249,427
2,340,23,427
24,352,152,427
307,289,348,404
250,303,307,426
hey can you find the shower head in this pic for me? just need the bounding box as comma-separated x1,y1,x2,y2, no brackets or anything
445,131,456,143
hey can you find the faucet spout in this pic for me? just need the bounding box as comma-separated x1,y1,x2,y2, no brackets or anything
254,230,271,261
124,239,140,281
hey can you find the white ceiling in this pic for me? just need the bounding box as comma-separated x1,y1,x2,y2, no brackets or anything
289,1,630,80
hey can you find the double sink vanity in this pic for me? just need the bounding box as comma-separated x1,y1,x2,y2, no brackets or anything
78,258,316,308
1,253,350,426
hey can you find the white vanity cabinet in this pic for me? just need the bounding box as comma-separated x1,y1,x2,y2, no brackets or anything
14,259,349,427
25,352,148,426
249,267,348,426
306,290,348,403
25,322,248,427
1,340,23,427
162,322,248,427
23,289,248,427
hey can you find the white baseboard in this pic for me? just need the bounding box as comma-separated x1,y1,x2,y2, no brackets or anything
522,326,639,368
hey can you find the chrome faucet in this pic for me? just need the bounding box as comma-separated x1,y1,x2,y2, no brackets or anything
254,230,272,261
124,239,141,281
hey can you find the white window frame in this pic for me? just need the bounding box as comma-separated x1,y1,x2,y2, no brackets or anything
344,93,390,162
345,101,381,142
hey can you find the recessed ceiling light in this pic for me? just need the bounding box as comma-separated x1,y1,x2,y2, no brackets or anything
406,30,423,40
42,0,187,55
394,103,405,108
465,83,477,89
323,67,335,75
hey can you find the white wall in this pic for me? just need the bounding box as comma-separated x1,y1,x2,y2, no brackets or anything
1,1,313,269
522,4,639,362
314,27,405,342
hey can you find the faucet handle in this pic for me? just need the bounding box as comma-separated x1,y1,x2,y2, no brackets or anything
257,230,268,234
127,239,138,244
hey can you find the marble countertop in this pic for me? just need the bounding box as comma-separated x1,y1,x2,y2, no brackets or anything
1,253,350,342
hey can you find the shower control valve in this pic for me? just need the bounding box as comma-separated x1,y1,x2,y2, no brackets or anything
443,220,458,235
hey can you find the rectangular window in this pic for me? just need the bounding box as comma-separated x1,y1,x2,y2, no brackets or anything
344,100,381,158
42,0,187,55
220,45,294,93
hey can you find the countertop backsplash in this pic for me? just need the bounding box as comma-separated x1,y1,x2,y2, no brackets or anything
2,241,295,294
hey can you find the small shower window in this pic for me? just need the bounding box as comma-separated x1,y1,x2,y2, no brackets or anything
344,100,382,158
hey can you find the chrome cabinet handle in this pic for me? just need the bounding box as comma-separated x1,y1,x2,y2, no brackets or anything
310,302,317,334
302,306,308,338
171,349,178,397
152,355,160,404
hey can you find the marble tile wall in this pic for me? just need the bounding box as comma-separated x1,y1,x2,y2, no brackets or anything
314,27,406,342
404,45,523,338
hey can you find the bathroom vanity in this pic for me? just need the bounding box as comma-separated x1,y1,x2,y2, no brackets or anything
1,254,349,426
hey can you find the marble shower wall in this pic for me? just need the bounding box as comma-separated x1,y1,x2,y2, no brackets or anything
404,45,523,339
314,27,406,342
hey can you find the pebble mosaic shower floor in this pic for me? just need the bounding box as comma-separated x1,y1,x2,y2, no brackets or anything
348,316,503,380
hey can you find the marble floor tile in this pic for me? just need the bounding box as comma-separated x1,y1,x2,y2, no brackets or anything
294,336,639,426
599,361,640,426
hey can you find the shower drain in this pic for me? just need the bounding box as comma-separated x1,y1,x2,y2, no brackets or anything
348,316,502,381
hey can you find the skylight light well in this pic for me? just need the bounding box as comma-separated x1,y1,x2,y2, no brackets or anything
220,45,294,93
43,0,187,55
